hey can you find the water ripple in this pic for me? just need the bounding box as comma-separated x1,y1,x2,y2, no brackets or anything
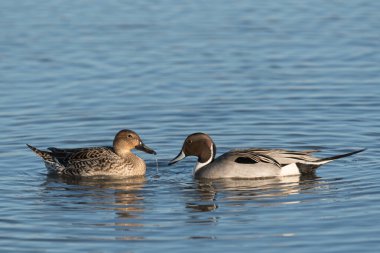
0,0,379,252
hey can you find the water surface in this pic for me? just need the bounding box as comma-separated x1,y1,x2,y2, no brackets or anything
0,1,379,252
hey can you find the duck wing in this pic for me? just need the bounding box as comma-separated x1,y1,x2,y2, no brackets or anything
47,146,115,167
246,148,365,174
247,148,322,165
226,149,282,168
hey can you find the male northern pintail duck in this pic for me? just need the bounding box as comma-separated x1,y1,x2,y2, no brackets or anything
27,129,156,177
168,133,365,179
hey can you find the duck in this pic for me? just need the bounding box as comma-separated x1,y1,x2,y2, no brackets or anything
27,129,156,177
168,132,365,179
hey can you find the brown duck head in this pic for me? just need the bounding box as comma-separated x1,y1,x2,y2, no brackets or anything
169,132,216,165
113,129,156,157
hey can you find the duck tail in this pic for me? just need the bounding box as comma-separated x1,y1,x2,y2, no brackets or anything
297,148,366,174
26,144,54,162
317,148,366,164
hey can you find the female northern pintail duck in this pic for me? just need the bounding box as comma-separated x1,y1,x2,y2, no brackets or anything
169,133,365,179
27,129,156,177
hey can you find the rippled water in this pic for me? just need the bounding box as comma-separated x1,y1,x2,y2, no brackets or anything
1,1,379,252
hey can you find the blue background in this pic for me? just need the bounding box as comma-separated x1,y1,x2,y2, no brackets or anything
0,1,379,252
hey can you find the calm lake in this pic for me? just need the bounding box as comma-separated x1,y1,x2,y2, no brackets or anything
0,1,379,252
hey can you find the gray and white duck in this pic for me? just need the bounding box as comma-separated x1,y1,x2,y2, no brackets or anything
27,129,156,177
169,133,365,179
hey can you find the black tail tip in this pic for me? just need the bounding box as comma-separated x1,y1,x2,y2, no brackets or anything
339,148,367,158
322,148,366,162
352,148,367,155
26,144,36,151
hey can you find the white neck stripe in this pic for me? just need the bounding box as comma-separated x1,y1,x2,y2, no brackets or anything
193,144,213,175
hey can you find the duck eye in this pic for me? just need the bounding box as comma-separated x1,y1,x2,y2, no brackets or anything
187,139,192,144
128,134,132,138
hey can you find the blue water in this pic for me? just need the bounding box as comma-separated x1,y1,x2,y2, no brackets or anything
1,1,379,252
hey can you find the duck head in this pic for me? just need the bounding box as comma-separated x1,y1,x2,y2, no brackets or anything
113,129,156,157
169,133,216,167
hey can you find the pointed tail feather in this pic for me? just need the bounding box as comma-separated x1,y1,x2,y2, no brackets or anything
26,144,54,162
318,148,366,164
297,148,365,174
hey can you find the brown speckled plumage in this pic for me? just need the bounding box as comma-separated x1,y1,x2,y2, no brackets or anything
27,129,156,177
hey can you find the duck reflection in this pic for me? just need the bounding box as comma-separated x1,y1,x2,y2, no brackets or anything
185,174,323,213
43,175,146,233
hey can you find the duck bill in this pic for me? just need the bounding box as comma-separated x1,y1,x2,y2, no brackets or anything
135,142,157,155
168,150,186,165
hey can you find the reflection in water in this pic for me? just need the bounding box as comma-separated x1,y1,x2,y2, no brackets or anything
43,175,146,239
186,174,324,213
41,173,331,241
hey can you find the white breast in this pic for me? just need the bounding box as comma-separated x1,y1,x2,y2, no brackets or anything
280,163,301,176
